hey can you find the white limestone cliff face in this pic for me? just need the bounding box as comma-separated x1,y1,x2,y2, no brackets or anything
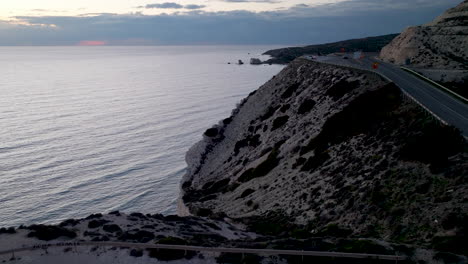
379,1,468,82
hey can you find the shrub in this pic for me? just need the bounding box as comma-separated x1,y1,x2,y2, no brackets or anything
282,82,301,99
301,151,330,172
431,235,468,255
301,83,401,155
85,213,103,219
130,212,146,219
195,208,213,217
59,219,80,227
298,99,316,114
91,236,109,241
88,219,109,229
204,128,218,137
103,224,122,233
441,212,468,231
280,104,291,113
316,224,352,237
234,134,261,155
238,148,280,183
223,117,233,125
118,230,155,243
0,227,16,234
326,80,360,100
272,115,289,130
202,178,230,195
336,239,392,254
27,225,76,241
290,228,310,239
239,188,255,199
129,249,143,257
246,211,290,236
400,123,465,169
433,252,462,263
260,106,279,121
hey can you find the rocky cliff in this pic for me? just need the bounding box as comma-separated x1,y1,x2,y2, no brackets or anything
380,0,468,84
182,58,468,255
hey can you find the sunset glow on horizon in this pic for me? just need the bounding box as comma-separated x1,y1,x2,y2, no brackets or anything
78,40,107,46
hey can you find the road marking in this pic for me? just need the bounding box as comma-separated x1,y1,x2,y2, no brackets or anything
400,67,468,103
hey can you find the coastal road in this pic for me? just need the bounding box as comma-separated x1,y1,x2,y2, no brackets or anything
310,55,468,138
0,241,407,261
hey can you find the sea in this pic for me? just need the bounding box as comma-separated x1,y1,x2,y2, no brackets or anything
0,46,284,227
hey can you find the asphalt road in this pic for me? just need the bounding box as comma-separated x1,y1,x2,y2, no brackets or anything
0,241,407,261
311,55,468,138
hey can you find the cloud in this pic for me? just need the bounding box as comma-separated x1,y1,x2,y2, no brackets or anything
296,0,459,15
0,0,460,46
221,0,280,3
142,2,205,9
185,4,207,10
144,2,184,9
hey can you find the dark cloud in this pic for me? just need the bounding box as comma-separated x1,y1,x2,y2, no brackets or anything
0,0,461,46
221,0,280,3
185,4,207,9
142,2,205,9
144,3,184,9
298,0,459,15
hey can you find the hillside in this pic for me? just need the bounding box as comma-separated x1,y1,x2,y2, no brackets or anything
182,58,468,256
263,34,398,64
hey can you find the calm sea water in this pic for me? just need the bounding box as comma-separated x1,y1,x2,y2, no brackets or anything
0,46,283,227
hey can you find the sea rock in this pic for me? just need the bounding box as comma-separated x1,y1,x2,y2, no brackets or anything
250,58,262,65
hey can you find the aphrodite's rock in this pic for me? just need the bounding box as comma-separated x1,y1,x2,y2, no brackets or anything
250,58,262,65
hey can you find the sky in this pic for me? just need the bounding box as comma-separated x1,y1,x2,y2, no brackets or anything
0,0,462,45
